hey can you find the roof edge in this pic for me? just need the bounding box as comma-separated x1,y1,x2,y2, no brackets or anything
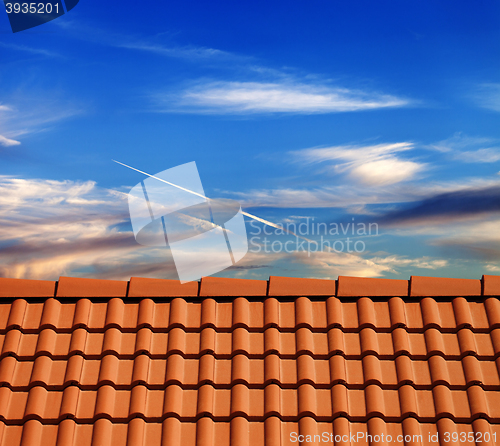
0,274,498,298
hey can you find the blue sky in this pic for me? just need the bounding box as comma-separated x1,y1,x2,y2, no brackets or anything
0,1,499,281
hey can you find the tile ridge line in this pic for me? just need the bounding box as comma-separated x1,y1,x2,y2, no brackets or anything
1,274,499,298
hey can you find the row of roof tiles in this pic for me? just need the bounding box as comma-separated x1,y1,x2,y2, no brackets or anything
1,417,498,446
1,354,499,390
1,297,500,332
1,275,500,298
1,327,500,359
1,383,500,422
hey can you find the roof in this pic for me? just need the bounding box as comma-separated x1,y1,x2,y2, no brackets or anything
0,274,499,446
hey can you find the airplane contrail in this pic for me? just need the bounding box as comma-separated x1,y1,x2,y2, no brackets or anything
113,159,380,253
113,159,300,235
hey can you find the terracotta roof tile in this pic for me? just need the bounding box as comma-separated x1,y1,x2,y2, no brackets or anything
0,278,56,299
267,276,336,296
337,276,409,297
484,275,500,297
200,277,267,297
410,276,482,297
0,274,499,445
128,277,198,297
56,277,128,298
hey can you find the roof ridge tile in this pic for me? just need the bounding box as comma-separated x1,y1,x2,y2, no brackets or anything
57,277,128,299
128,277,198,298
0,279,56,299
268,276,336,297
483,275,500,297
410,276,481,297
338,276,409,298
200,277,267,297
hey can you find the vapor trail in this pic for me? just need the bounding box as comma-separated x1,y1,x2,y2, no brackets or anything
113,159,314,242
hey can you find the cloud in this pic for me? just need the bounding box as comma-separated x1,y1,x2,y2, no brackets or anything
230,176,500,209
430,133,500,163
373,185,500,262
454,149,500,163
378,186,500,226
470,83,500,112
216,248,448,280
293,142,424,186
160,81,409,114
0,135,21,147
118,42,241,61
286,251,448,278
350,159,422,186
486,265,500,272
0,99,81,141
53,20,244,64
0,172,462,281
428,219,500,262
0,42,60,58
0,176,144,280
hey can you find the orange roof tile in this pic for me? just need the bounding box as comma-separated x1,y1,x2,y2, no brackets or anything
0,274,499,445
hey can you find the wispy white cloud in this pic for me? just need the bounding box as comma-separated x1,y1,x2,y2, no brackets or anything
159,81,409,114
118,42,241,61
293,142,424,186
221,249,449,279
54,20,244,63
0,98,81,142
231,173,500,209
454,149,500,163
0,135,20,147
486,264,500,272
470,83,500,112
430,133,500,163
287,251,448,278
52,21,414,115
0,42,60,58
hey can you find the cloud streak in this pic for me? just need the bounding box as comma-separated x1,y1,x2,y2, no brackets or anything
470,83,500,112
159,81,409,114
0,42,60,58
0,99,81,142
0,135,21,147
430,133,500,163
378,186,500,226
118,42,242,62
293,142,424,186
